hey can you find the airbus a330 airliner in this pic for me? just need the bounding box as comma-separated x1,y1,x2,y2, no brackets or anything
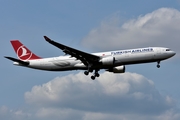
5,36,176,80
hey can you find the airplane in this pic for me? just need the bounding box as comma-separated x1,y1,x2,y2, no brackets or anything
5,36,176,80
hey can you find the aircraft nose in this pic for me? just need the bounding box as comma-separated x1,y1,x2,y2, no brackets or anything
171,51,176,56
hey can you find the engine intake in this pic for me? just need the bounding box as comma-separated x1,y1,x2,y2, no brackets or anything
106,65,125,73
100,56,115,66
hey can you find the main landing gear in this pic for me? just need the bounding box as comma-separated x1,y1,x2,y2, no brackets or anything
84,71,89,75
84,69,100,80
157,61,160,68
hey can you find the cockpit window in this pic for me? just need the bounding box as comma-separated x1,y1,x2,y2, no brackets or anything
166,49,171,51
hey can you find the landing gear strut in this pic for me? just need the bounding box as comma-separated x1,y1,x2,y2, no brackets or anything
95,72,100,77
84,64,93,76
157,61,160,68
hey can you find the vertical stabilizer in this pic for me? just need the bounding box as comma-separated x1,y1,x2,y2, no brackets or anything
10,40,41,60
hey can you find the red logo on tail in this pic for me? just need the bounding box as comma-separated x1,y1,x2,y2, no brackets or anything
17,46,32,60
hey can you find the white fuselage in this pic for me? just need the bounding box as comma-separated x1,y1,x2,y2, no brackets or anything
13,47,176,71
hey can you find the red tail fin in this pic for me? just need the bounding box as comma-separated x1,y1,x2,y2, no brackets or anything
10,40,41,60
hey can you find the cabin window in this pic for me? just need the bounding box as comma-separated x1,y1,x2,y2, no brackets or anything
166,49,171,51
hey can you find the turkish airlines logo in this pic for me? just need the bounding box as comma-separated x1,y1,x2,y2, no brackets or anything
17,46,32,60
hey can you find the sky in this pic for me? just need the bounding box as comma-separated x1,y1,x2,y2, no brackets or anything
0,0,180,120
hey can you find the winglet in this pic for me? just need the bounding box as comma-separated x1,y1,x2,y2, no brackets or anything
44,36,52,42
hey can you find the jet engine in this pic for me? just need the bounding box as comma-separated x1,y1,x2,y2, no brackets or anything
106,65,125,73
100,56,115,66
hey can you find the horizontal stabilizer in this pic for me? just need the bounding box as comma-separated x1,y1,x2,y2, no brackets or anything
4,56,29,66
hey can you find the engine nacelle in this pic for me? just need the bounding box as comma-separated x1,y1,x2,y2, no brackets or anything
100,56,115,66
107,65,125,73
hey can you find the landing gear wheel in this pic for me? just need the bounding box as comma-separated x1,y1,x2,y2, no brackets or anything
84,71,89,75
91,76,95,80
157,64,160,68
95,73,100,77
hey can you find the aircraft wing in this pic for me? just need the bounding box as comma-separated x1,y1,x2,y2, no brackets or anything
44,36,100,66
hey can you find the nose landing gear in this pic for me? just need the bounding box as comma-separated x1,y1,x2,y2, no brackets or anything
157,61,160,68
